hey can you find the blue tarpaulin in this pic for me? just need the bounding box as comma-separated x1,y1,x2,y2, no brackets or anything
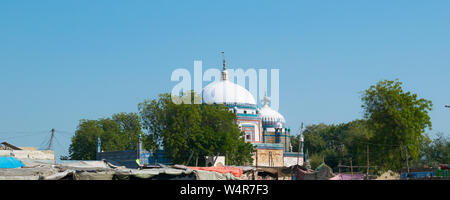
400,171,435,179
0,157,24,168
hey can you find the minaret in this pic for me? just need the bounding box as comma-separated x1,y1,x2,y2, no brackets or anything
221,52,228,81
97,137,101,153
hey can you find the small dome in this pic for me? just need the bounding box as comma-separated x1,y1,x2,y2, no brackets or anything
260,95,286,127
260,104,286,127
202,80,257,106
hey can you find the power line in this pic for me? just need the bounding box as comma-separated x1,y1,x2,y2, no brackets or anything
0,130,49,134
0,130,51,145
54,130,75,135
0,131,49,139
0,129,71,155
0,132,48,141
39,131,54,150
0,129,75,136
307,136,420,148
53,135,67,152
54,133,73,139
38,133,52,150
0,129,74,144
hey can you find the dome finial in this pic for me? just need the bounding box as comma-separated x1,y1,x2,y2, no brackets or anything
221,51,228,81
222,51,226,71
262,93,271,107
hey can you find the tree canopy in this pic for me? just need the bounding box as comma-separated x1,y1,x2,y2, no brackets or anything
291,120,372,171
138,92,254,166
413,133,450,168
68,112,143,160
291,79,434,173
66,79,439,173
362,79,433,172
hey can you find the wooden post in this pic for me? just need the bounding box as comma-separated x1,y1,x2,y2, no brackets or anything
339,144,344,174
405,145,410,175
256,150,258,168
350,157,353,179
367,145,370,179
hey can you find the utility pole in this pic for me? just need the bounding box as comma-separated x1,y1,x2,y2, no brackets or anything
297,122,304,166
47,128,55,150
46,128,56,165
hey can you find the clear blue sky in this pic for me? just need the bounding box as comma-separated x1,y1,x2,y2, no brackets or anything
1,1,449,160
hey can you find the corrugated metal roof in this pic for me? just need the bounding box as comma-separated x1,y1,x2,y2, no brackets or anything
1,142,22,150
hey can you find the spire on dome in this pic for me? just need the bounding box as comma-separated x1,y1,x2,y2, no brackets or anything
222,51,226,71
262,93,271,107
221,51,228,81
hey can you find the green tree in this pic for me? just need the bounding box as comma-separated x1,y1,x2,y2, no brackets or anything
163,97,203,165
199,102,254,165
416,133,450,167
292,120,373,172
68,112,143,160
138,92,254,166
112,112,143,150
362,79,433,172
138,93,172,152
68,119,103,160
98,118,124,152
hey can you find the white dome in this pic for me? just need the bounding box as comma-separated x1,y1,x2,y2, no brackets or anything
202,80,257,106
260,104,286,126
